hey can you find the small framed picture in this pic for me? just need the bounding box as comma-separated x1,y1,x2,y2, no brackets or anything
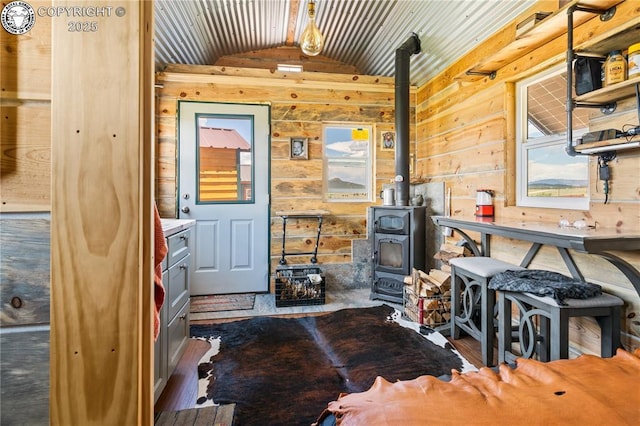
380,131,395,151
290,137,308,160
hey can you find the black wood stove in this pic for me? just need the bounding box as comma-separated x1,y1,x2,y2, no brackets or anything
370,206,426,303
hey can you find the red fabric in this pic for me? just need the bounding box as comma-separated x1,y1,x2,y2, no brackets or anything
153,205,168,341
323,349,640,425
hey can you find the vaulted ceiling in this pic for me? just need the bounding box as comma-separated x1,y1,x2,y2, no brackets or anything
154,0,537,87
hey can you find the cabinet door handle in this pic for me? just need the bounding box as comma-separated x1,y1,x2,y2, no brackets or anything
180,263,188,270
179,313,187,320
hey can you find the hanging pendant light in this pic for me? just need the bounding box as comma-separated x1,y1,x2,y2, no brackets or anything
299,0,324,56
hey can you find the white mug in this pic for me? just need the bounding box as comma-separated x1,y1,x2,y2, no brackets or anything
382,188,395,206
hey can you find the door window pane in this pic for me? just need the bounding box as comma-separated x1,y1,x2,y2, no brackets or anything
196,114,254,203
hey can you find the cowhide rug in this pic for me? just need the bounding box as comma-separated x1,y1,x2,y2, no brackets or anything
191,304,476,426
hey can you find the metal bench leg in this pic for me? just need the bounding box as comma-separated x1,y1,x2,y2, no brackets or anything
498,291,511,364
597,306,621,358
450,268,461,340
481,285,495,366
538,315,551,362
550,308,569,361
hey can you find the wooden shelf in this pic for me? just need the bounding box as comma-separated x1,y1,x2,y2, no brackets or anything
575,76,640,104
574,138,640,154
579,24,640,57
457,0,622,81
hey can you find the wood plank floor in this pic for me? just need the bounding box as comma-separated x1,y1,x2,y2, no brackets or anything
154,325,486,415
155,404,236,426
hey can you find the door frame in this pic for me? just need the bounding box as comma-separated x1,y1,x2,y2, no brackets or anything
176,100,272,294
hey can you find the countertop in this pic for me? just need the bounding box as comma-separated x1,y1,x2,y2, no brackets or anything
161,218,195,237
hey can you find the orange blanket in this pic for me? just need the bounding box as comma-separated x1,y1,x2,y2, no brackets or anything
153,205,168,341
324,349,640,425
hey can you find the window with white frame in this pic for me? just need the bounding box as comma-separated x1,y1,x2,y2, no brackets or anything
322,124,373,202
516,64,590,210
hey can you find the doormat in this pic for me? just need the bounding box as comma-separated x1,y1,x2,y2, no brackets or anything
190,293,256,314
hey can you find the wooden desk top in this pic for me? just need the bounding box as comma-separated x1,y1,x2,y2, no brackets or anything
432,215,640,297
432,216,640,253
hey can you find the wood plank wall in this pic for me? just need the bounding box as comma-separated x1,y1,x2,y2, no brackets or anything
0,217,51,424
417,0,640,353
2,1,155,425
49,2,154,424
1,0,51,211
1,1,52,424
156,65,415,274
215,46,360,75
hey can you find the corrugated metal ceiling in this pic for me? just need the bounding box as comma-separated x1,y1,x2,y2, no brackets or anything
155,0,537,86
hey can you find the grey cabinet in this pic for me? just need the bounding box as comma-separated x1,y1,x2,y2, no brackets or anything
154,227,192,402
154,271,169,402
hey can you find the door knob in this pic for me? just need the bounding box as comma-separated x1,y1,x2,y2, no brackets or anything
181,206,190,213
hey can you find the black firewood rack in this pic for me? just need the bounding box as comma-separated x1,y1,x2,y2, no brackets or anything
276,210,329,265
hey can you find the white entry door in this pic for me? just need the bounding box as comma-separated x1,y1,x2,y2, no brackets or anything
178,101,270,295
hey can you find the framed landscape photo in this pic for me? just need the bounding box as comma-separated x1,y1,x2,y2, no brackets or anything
323,124,373,202
290,137,308,160
380,131,395,151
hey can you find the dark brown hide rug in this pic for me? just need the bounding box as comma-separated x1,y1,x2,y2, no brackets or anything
191,304,473,426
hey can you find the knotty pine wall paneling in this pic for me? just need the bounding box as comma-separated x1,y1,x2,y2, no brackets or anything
50,2,155,425
417,0,640,353
1,0,52,212
156,67,416,286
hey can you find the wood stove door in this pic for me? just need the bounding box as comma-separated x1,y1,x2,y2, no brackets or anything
372,272,405,302
374,234,410,275
373,209,410,235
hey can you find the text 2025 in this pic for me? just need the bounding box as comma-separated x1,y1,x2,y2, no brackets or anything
68,21,98,32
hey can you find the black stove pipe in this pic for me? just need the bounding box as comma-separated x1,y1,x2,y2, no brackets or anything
395,33,421,206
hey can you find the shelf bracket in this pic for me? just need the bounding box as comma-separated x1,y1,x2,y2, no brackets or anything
566,4,617,156
574,102,617,114
600,103,617,115
599,6,616,22
572,5,614,19
465,70,496,80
